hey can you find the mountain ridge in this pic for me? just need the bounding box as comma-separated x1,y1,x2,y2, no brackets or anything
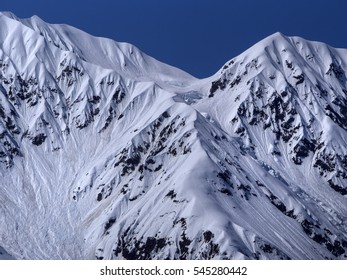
0,13,346,260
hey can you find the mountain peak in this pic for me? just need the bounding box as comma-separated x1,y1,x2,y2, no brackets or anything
0,11,19,19
0,11,44,23
262,31,288,43
0,13,347,260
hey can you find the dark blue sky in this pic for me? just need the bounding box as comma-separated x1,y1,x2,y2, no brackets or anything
2,0,347,78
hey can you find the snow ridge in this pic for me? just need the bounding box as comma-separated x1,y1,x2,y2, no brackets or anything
0,13,346,260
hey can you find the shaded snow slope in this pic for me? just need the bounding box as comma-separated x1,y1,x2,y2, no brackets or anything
0,246,14,259
0,13,346,260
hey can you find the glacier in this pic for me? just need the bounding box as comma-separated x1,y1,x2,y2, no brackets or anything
0,12,346,260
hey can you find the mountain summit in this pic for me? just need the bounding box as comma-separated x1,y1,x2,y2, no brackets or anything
0,13,346,260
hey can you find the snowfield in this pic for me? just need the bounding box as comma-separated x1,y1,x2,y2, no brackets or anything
0,12,346,260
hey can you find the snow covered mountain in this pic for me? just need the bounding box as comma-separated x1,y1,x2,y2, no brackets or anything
0,12,346,260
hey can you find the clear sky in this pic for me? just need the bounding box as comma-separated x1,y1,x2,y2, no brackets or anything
1,0,347,78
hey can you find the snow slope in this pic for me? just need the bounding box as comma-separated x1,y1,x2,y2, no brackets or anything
0,13,346,260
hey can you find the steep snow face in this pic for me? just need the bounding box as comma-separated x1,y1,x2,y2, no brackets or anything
194,32,347,259
0,13,346,260
200,32,347,196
